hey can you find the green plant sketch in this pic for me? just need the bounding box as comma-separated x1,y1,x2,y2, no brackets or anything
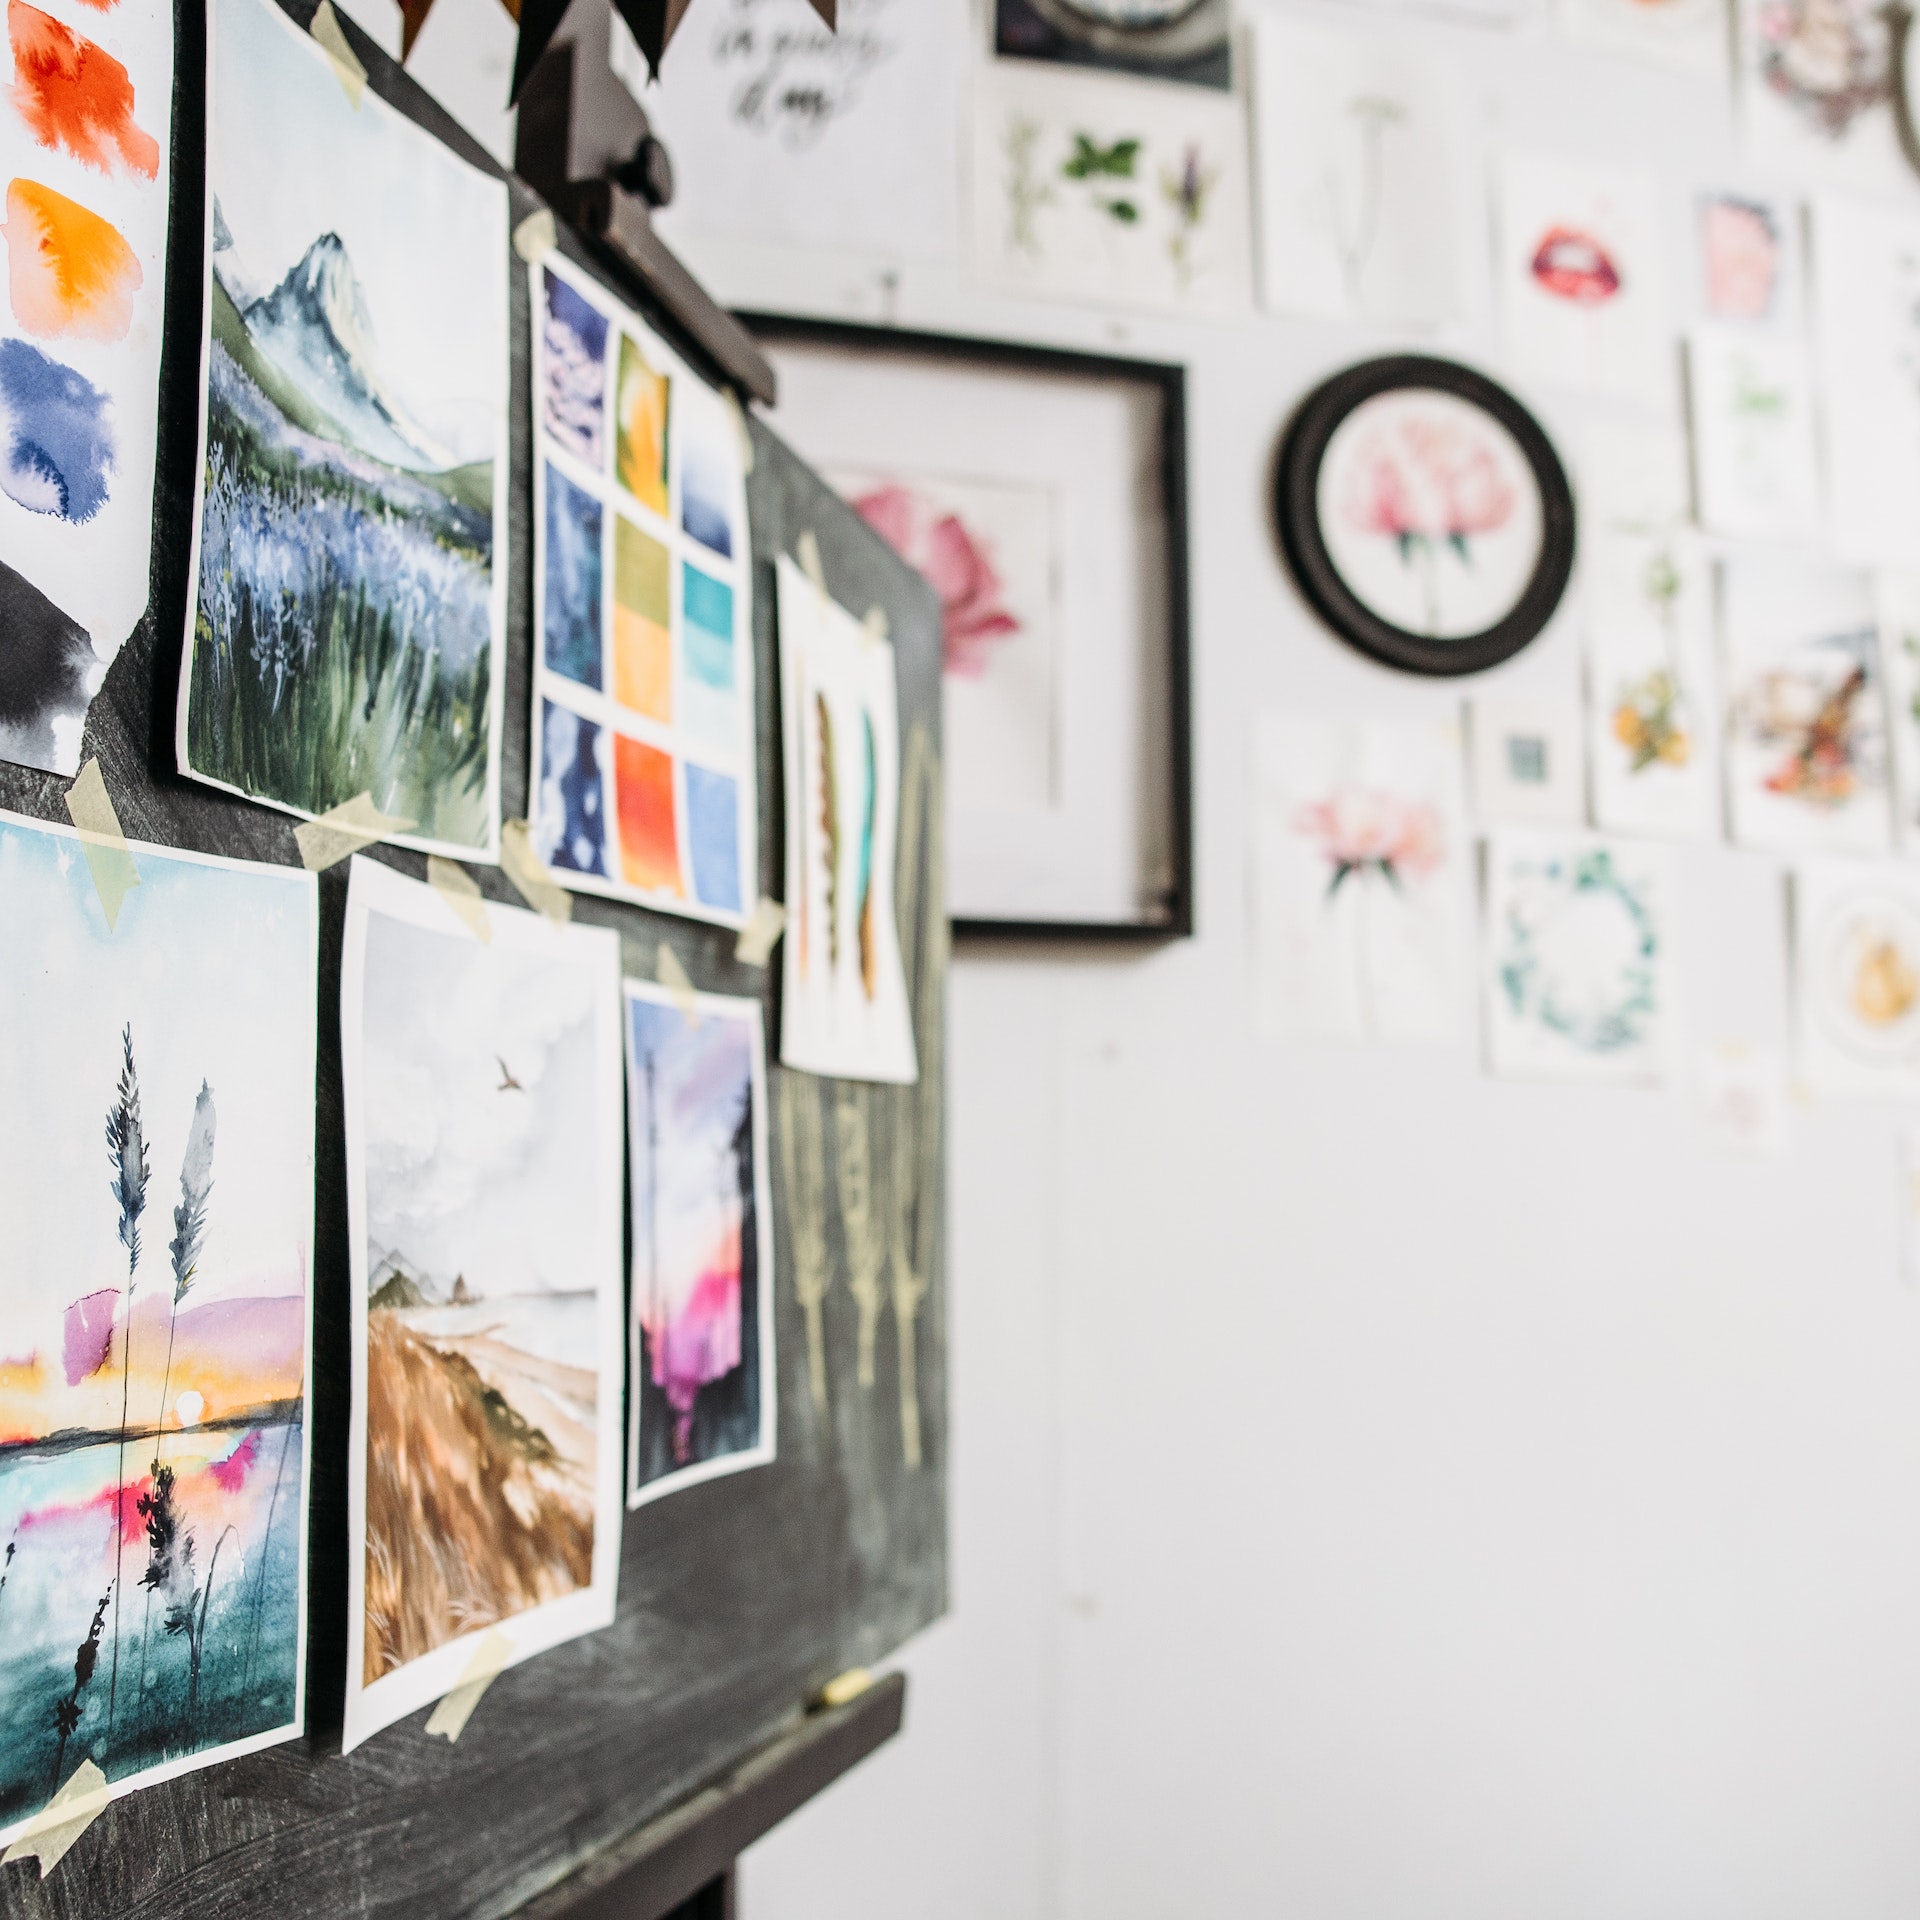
1004,115,1055,256
1063,132,1142,225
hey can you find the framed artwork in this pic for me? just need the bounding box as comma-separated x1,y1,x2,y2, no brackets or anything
750,316,1192,940
1466,693,1586,826
1274,354,1577,678
1685,325,1822,538
992,0,1233,90
1794,860,1920,1098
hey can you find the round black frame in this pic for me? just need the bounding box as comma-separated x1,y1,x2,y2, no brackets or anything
1274,354,1577,679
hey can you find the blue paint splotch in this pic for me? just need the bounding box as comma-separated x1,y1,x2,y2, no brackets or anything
0,339,114,522
543,464,602,690
535,698,609,878
542,269,608,467
684,762,741,914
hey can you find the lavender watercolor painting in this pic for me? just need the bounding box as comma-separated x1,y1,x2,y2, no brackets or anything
0,810,318,1844
625,981,774,1507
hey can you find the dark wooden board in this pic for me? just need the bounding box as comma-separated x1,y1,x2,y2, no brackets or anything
0,4,947,1913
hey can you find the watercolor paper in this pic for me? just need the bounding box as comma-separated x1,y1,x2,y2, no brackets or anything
1247,14,1459,326
1721,556,1890,853
970,59,1253,319
1585,525,1720,839
1872,571,1920,852
1738,0,1906,192
1794,859,1920,1098
0,809,317,1845
1251,713,1467,1044
1467,693,1586,826
1686,324,1822,538
776,553,918,1084
624,979,775,1509
0,0,174,773
1696,1040,1789,1154
1498,152,1671,401
179,0,509,860
1578,418,1693,529
1559,0,1729,73
527,254,756,927
1484,828,1676,1084
340,856,624,1752
1695,188,1803,328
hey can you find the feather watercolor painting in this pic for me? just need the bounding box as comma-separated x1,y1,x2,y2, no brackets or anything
0,808,318,1847
625,980,774,1508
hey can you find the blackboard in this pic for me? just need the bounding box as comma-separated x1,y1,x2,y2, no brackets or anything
0,5,948,1913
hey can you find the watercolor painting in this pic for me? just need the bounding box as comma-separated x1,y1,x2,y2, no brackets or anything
1316,388,1545,641
777,553,919,1084
1722,557,1890,852
1686,325,1821,538
1467,694,1585,826
0,0,173,774
1251,714,1466,1044
340,856,623,1753
1484,829,1674,1084
0,809,317,1847
1559,0,1729,73
625,981,774,1507
1585,526,1719,839
1697,189,1801,327
971,59,1253,318
180,0,509,859
1500,154,1670,401
1739,0,1906,190
528,253,755,928
1247,15,1458,326
1794,860,1920,1098
994,0,1232,89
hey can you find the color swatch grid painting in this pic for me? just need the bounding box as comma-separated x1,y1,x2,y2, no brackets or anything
528,252,755,927
0,0,173,775
0,809,318,1847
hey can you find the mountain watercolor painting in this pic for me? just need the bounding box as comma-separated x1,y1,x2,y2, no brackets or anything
178,0,509,859
0,808,319,1848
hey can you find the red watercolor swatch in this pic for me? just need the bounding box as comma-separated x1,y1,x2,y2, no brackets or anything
9,0,158,180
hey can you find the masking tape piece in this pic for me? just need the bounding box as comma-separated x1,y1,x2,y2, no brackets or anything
657,942,700,1023
795,529,825,592
723,388,756,473
64,759,140,932
734,896,786,968
1,1760,110,1876
427,857,492,943
512,209,557,263
501,819,572,926
309,0,367,105
293,792,418,873
861,605,889,647
815,1668,873,1711
424,1628,514,1743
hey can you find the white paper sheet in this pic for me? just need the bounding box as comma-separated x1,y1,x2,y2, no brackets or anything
1686,324,1822,538
1559,0,1729,74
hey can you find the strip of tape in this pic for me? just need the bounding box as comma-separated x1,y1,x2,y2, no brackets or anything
424,1628,514,1743
723,388,756,474
427,857,492,943
501,819,572,926
861,605,889,648
657,942,700,1023
1,1760,110,1876
308,0,366,105
733,896,786,968
64,759,140,932
293,792,417,873
512,209,557,263
795,528,826,594
813,1667,873,1711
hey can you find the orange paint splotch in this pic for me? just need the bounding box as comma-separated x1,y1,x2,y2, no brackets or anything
2,176,141,340
9,2,159,179
614,733,684,896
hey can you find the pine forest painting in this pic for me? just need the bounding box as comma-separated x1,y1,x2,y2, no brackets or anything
340,857,623,1752
178,0,510,859
0,809,318,1846
625,981,774,1508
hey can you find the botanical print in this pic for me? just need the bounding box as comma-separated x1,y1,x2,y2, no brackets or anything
971,59,1253,318
0,0,172,773
1483,829,1675,1084
777,553,919,1084
1872,571,1920,852
1247,14,1458,327
528,252,755,928
993,0,1233,90
1793,859,1920,1097
0,810,317,1847
1739,0,1906,190
1499,153,1671,401
1585,526,1719,839
1466,693,1585,826
624,980,774,1508
1316,388,1545,641
1721,556,1890,853
1696,189,1802,327
1558,0,1729,74
1251,714,1466,1044
179,0,509,858
837,468,1058,815
340,856,623,1753
1685,325,1821,538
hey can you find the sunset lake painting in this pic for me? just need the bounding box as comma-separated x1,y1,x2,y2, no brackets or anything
0,810,318,1845
339,858,624,1751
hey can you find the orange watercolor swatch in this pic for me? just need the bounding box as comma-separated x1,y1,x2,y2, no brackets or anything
2,176,141,340
614,733,684,896
9,2,159,179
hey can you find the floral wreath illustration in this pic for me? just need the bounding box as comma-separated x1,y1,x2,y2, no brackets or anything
1499,847,1658,1055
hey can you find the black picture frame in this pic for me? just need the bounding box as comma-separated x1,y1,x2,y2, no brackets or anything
740,313,1195,945
1274,353,1577,679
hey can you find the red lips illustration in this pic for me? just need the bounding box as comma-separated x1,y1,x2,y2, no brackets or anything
1529,226,1622,305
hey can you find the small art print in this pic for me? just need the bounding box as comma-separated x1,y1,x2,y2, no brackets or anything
625,980,774,1508
528,252,756,927
0,810,318,1846
1697,190,1801,329
1740,0,1905,190
1794,860,1920,1098
1686,326,1822,539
